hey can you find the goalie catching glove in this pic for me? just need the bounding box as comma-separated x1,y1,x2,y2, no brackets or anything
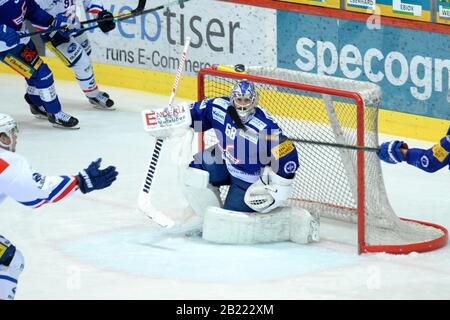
244,166,294,213
77,158,118,194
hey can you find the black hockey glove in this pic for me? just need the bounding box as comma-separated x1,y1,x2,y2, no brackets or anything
77,158,118,194
97,10,116,33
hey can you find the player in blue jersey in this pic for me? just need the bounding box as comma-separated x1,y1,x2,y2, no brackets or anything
34,0,116,110
0,0,79,128
377,126,450,172
0,113,118,299
188,80,300,213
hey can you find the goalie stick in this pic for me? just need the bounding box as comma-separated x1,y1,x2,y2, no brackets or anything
19,0,190,38
138,37,192,228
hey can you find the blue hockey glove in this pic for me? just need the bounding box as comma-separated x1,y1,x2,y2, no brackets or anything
97,10,116,33
50,13,75,39
0,25,20,47
77,158,118,194
377,140,407,164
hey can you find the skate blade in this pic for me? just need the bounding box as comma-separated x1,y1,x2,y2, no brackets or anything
92,105,116,111
33,114,48,120
51,123,81,130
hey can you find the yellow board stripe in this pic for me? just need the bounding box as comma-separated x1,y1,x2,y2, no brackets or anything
1,57,448,142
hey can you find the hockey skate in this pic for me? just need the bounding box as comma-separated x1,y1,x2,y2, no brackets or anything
88,91,115,110
25,94,47,119
47,111,80,129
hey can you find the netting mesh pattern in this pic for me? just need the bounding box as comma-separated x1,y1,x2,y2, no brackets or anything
200,67,444,248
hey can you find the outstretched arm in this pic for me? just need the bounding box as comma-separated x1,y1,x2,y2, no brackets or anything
405,135,450,172
0,154,118,208
378,128,450,173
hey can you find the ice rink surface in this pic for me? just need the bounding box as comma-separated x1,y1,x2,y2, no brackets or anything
1,73,449,300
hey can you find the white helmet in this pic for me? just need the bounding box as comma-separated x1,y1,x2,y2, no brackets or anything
0,113,18,151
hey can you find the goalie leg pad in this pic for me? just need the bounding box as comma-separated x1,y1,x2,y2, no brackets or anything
202,206,319,244
289,208,320,244
182,167,222,218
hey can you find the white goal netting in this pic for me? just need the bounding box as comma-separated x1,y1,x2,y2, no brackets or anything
199,66,446,254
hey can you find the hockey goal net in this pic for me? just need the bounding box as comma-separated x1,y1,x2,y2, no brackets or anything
197,65,448,254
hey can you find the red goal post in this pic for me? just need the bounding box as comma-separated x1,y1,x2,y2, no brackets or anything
197,65,448,254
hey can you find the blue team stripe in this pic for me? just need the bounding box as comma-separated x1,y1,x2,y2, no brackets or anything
19,198,46,207
19,176,72,207
0,275,18,284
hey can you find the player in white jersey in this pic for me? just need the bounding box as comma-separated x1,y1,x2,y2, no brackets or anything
29,0,116,116
0,113,118,299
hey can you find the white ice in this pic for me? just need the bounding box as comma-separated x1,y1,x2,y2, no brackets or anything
1,73,449,300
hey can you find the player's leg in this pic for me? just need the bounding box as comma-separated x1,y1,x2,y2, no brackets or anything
26,62,79,129
183,145,229,218
47,33,114,110
0,236,24,300
0,40,79,128
190,144,231,187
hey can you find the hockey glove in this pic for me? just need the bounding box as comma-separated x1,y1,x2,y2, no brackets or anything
244,167,293,213
77,158,118,194
97,10,116,33
377,140,407,164
47,13,77,46
0,25,20,48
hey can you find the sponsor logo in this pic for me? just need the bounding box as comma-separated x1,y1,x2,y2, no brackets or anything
238,129,258,144
347,0,376,10
68,43,78,54
212,107,226,124
271,140,295,160
432,143,449,162
12,2,27,26
284,161,297,174
32,173,46,189
294,36,450,102
248,117,267,131
421,155,429,168
213,98,230,110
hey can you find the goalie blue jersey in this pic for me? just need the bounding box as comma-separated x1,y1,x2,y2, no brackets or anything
189,97,299,183
405,127,450,173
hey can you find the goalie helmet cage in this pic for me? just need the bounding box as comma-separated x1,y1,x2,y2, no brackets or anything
197,66,448,254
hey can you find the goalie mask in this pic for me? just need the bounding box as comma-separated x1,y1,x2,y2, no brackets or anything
0,113,18,152
230,80,258,123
